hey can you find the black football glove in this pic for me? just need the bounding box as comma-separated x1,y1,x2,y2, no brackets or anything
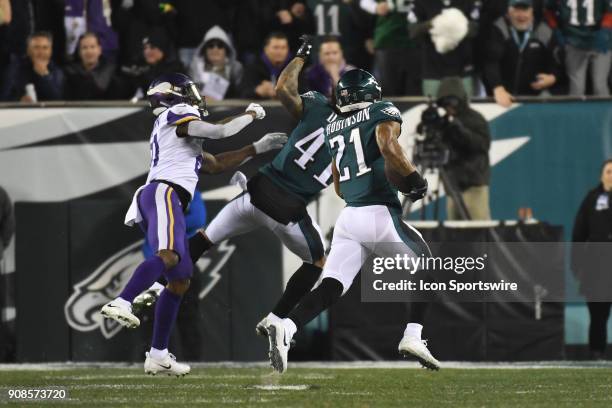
296,35,313,60
404,172,428,202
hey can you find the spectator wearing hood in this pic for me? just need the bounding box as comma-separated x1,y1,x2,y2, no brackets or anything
305,36,355,98
173,0,232,67
188,26,243,101
64,32,119,100
240,32,291,99
119,30,185,99
437,76,491,220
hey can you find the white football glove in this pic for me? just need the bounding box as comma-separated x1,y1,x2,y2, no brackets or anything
246,103,266,120
253,132,288,154
230,171,248,191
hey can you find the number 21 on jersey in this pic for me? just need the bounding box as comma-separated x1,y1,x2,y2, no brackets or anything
329,128,371,182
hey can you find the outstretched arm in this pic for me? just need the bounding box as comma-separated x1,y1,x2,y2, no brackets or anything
275,35,312,120
176,103,265,140
275,57,305,120
201,132,287,174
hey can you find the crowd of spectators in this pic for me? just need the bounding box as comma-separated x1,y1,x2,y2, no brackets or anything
0,0,610,106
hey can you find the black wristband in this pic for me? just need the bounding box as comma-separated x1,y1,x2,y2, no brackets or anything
404,171,426,189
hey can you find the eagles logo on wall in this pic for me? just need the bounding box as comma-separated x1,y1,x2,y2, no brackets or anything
64,239,236,339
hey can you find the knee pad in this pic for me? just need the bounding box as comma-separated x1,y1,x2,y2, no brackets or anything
167,278,191,296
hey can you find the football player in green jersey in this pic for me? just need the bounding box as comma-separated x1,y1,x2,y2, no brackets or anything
267,68,441,374
188,36,338,336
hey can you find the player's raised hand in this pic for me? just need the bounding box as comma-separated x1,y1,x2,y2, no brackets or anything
296,35,313,60
246,103,266,120
253,132,288,154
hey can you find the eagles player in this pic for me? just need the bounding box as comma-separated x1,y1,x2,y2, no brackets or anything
267,69,440,373
187,36,335,336
100,73,270,376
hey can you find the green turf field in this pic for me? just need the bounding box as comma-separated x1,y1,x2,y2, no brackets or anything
1,364,612,407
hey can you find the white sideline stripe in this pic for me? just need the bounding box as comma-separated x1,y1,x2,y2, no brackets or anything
1,361,612,371
155,183,169,250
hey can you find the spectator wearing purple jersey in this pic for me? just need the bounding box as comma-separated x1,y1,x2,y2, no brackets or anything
64,0,119,61
305,36,355,98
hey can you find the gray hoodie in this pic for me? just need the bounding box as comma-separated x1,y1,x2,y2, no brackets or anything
188,26,244,100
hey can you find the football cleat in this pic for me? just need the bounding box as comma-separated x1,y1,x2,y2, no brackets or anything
267,320,291,374
144,352,190,377
100,299,140,329
398,336,440,371
132,286,163,314
256,313,281,337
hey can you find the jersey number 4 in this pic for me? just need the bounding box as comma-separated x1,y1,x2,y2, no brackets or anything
329,128,371,182
293,127,333,187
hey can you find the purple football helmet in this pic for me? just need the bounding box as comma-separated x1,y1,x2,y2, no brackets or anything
146,73,207,117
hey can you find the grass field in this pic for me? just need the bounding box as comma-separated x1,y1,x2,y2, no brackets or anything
1,363,612,407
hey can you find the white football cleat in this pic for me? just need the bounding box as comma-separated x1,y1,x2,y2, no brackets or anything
144,352,190,377
398,336,440,371
256,313,281,337
267,320,292,374
100,299,140,329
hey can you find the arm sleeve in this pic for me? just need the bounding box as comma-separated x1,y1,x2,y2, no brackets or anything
186,115,254,139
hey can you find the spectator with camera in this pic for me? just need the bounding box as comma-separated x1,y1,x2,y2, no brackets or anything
0,31,64,102
484,0,559,107
64,32,119,100
545,0,612,96
188,25,243,101
409,0,481,97
572,159,612,359
360,0,422,96
433,76,491,220
240,32,291,99
305,36,355,97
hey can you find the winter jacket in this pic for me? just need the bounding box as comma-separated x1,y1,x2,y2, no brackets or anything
484,17,560,95
64,58,118,100
437,77,491,190
572,184,612,299
188,26,243,100
0,57,64,101
305,62,356,97
240,53,291,99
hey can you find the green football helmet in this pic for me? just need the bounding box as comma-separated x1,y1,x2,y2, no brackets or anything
335,69,382,113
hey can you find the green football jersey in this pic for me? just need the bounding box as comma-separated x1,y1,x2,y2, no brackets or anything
260,91,335,203
307,0,360,61
373,0,416,49
325,100,403,209
548,0,610,49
